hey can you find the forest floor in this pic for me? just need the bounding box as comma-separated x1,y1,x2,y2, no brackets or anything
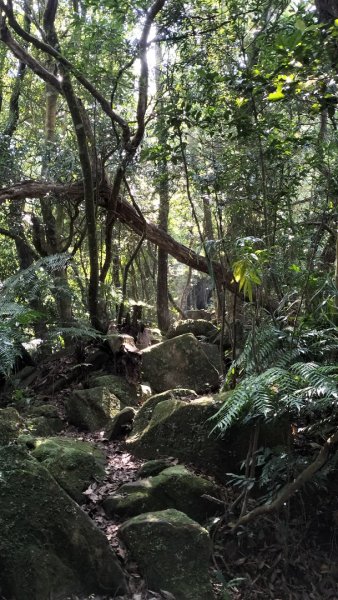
17,350,338,600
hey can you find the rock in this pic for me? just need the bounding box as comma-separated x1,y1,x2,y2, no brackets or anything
127,394,290,481
25,415,64,436
26,404,64,436
88,374,139,407
30,404,59,418
141,334,220,393
140,383,152,401
65,386,121,431
137,458,174,478
132,389,197,437
0,407,23,445
0,445,126,600
119,509,214,600
31,437,106,503
103,465,219,524
200,341,222,372
105,406,136,440
148,328,162,344
127,396,234,479
167,319,218,340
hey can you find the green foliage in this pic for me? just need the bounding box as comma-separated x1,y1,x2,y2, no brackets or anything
214,323,338,433
0,254,72,376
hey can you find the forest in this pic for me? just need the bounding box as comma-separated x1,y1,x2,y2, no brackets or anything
0,0,337,599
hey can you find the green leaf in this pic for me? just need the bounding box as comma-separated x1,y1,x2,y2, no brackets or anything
268,89,285,102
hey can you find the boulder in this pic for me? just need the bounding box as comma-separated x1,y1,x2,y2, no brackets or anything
31,437,106,503
65,386,121,431
119,509,214,600
127,394,290,482
167,319,218,340
127,396,230,478
0,445,126,600
26,406,64,436
103,465,219,524
25,415,64,436
132,389,197,437
200,341,223,372
141,333,220,393
88,374,139,407
0,407,23,445
105,406,136,440
137,458,174,478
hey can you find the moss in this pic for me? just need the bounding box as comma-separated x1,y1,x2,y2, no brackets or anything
137,458,173,478
31,437,105,502
119,509,214,600
30,404,60,418
141,333,220,393
25,415,63,436
167,319,218,340
65,387,122,431
127,397,234,479
0,445,126,600
104,465,219,523
0,407,23,445
132,389,196,436
88,375,139,407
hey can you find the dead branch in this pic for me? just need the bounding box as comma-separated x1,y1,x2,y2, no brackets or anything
231,427,338,529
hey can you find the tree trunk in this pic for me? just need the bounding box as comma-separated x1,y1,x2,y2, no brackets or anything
155,41,170,332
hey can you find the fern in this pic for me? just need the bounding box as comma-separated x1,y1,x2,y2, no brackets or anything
0,254,72,376
0,254,71,304
216,317,338,434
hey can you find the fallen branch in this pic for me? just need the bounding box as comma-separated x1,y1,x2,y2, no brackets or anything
231,427,338,529
0,179,236,293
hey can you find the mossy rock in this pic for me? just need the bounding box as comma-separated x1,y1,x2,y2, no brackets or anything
141,333,220,393
119,509,214,600
103,465,220,523
0,407,23,445
30,404,60,418
26,415,64,436
137,458,174,478
31,437,106,503
167,319,218,340
65,386,122,431
127,397,228,476
128,394,290,481
88,374,139,407
0,445,126,600
132,389,197,437
105,406,136,440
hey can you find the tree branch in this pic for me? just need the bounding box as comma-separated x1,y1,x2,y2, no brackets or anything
231,428,338,529
0,179,237,291
129,0,167,152
0,0,131,138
